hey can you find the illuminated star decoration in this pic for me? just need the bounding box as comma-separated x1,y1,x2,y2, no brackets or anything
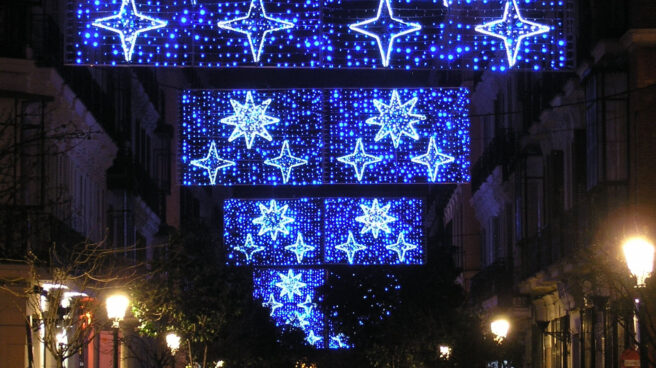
234,234,265,262
367,90,426,148
264,140,308,184
297,295,315,315
220,91,279,149
190,141,236,185
336,231,367,264
262,293,283,316
292,311,310,329
330,334,349,349
306,330,322,345
355,199,397,238
252,200,294,240
337,138,382,182
410,136,455,182
385,232,418,263
474,0,550,67
275,269,307,300
348,0,422,67
443,0,449,7
217,0,294,63
92,0,168,62
284,233,315,264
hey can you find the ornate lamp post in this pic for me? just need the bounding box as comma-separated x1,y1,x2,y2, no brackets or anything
106,294,129,368
623,237,655,368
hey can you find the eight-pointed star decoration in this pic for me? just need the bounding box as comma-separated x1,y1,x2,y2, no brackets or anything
234,233,265,262
92,0,168,62
284,233,316,264
367,89,426,148
349,0,422,67
275,269,307,300
189,141,236,185
252,199,295,240
264,140,308,184
474,0,550,67
411,136,455,182
385,232,419,263
220,91,279,149
337,138,382,182
262,293,283,316
336,231,367,264
355,198,397,238
217,0,295,63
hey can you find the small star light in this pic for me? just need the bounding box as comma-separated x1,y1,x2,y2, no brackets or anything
293,311,310,329
234,234,265,262
336,231,367,264
348,0,422,67
190,141,236,185
264,140,308,184
330,334,349,349
92,0,168,62
411,136,455,182
297,295,315,315
217,0,294,63
306,330,322,345
385,232,418,263
252,200,295,240
262,293,283,316
474,0,550,67
275,269,307,300
337,138,382,182
220,91,279,149
284,233,316,264
366,90,426,148
356,199,397,238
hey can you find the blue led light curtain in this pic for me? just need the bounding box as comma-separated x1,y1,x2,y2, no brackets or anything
68,0,574,70
224,197,424,266
181,88,470,185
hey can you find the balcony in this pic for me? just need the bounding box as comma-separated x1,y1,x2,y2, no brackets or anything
469,260,513,305
471,130,517,193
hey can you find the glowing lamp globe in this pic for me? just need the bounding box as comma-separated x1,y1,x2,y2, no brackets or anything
166,333,181,354
491,318,510,342
623,237,655,288
106,294,129,326
439,345,452,359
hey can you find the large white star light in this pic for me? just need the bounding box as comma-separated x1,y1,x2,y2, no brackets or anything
92,0,168,62
356,199,397,238
337,138,382,182
284,233,315,264
234,234,265,262
264,140,308,184
474,0,550,67
348,0,422,67
385,232,418,263
262,293,283,316
336,231,367,264
275,269,307,300
217,0,295,63
410,136,455,182
220,91,279,149
252,199,295,240
367,90,426,148
190,141,235,185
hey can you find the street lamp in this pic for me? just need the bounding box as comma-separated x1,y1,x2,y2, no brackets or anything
106,294,129,368
439,345,452,359
491,318,510,343
166,332,181,355
623,236,655,368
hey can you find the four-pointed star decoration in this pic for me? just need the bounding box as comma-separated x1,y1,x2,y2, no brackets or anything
262,293,283,316
92,0,168,62
385,232,419,263
367,89,426,148
349,0,422,67
474,0,550,67
411,136,455,181
189,141,236,185
235,233,266,262
306,330,322,345
252,199,295,240
221,91,279,149
337,138,383,182
284,233,316,263
356,198,397,238
336,231,368,264
330,334,349,348
297,295,316,315
264,140,308,183
217,0,295,63
275,269,307,300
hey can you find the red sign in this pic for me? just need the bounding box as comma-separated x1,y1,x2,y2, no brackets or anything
621,349,640,368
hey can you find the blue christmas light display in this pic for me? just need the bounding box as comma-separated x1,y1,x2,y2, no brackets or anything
69,0,573,70
224,197,424,266
181,88,470,185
